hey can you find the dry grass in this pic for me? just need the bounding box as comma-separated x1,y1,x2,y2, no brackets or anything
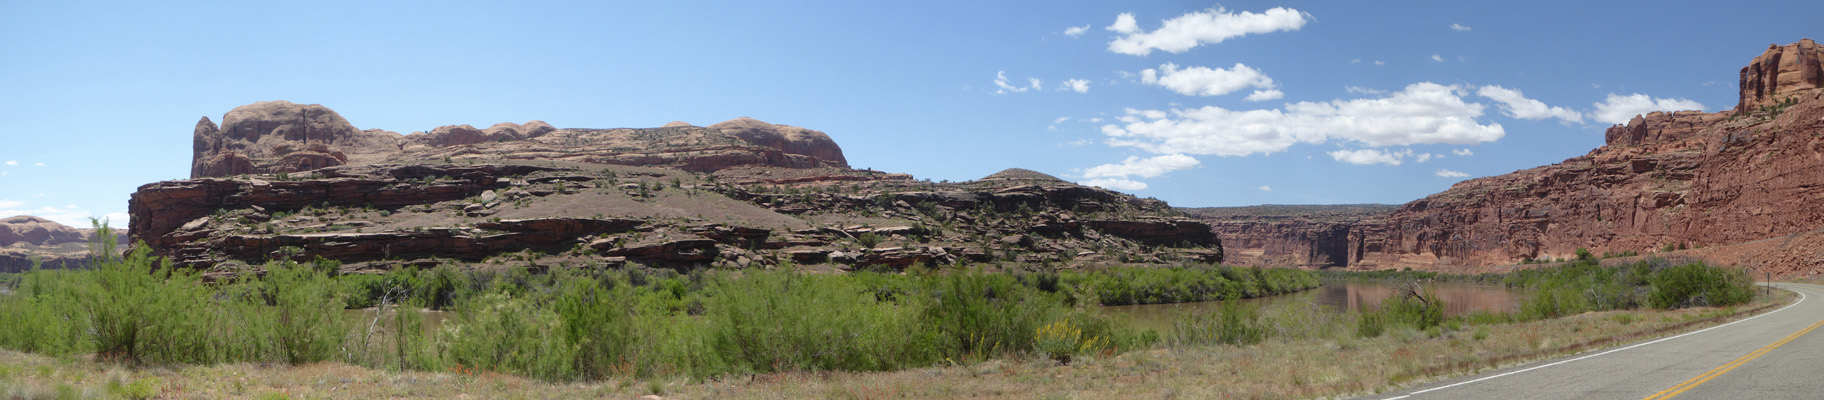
0,290,1792,399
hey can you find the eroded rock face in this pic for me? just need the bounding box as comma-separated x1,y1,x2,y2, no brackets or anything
132,162,1222,272
1739,38,1824,113
1184,205,1395,269
1372,85,1824,270
189,101,849,178
191,101,406,178
1184,40,1824,274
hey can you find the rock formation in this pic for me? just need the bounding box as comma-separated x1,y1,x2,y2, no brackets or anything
0,216,128,272
189,100,849,179
1365,40,1824,270
1193,40,1824,275
1738,39,1824,114
1183,205,1395,269
139,106,1221,275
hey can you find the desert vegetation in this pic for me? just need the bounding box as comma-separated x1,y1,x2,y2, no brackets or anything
0,222,1771,398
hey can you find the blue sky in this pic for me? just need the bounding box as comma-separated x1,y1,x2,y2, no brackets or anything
2,1,1820,227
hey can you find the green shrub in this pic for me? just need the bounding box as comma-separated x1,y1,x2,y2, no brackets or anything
1648,262,1754,309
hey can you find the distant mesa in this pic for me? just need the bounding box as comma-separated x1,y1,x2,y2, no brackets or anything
1,215,129,273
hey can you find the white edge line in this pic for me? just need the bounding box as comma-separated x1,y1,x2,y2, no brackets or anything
1381,289,1809,399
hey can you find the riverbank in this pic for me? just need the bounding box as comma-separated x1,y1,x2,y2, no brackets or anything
0,288,1791,399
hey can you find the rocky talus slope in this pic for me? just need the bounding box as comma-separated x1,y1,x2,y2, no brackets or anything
136,104,1221,275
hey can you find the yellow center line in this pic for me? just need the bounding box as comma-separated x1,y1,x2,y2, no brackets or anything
1641,317,1824,400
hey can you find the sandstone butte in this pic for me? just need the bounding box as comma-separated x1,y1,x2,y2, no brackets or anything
128,103,1221,276
1190,39,1824,278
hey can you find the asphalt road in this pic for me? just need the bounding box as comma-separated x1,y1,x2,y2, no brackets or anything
1364,283,1824,400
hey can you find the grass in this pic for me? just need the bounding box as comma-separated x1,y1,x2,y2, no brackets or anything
0,290,1789,399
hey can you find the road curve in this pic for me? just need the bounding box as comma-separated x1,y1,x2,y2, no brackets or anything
1364,283,1824,400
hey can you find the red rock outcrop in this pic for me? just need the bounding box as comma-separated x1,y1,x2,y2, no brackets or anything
1371,42,1824,269
1738,38,1824,114
1190,40,1824,275
1184,205,1395,269
189,101,849,179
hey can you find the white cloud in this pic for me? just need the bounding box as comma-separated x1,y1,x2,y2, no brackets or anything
1452,148,1474,156
1061,79,1091,93
1082,154,1201,179
1140,62,1276,97
1053,116,1071,124
1100,82,1504,157
1345,86,1385,95
1476,85,1584,123
1106,7,1309,56
1592,93,1707,124
1087,117,1104,123
1436,169,1470,178
1373,60,1385,66
1429,54,1444,62
32,163,44,167
993,71,1043,94
1349,59,1361,64
1415,153,1435,163
1064,24,1090,37
1081,178,1149,191
3,160,15,166
1244,89,1284,102
1327,148,1412,166
1258,185,1272,192
0,199,21,208
994,71,1026,94
1107,13,1140,34
1450,23,1472,32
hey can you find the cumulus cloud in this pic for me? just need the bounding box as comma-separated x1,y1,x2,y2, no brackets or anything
1436,169,1470,178
1080,178,1149,191
33,163,44,167
1450,23,1472,31
1244,89,1284,102
1415,153,1435,163
1082,154,1201,179
1139,62,1276,97
1258,185,1272,192
1592,94,1707,124
1106,7,1309,56
1373,60,1385,66
1063,24,1090,37
3,160,15,166
1327,148,1412,166
1100,82,1504,157
1452,148,1474,156
1477,85,1584,123
1429,54,1444,62
1061,79,1091,93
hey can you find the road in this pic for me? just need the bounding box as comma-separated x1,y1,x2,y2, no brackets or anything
1365,283,1824,400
